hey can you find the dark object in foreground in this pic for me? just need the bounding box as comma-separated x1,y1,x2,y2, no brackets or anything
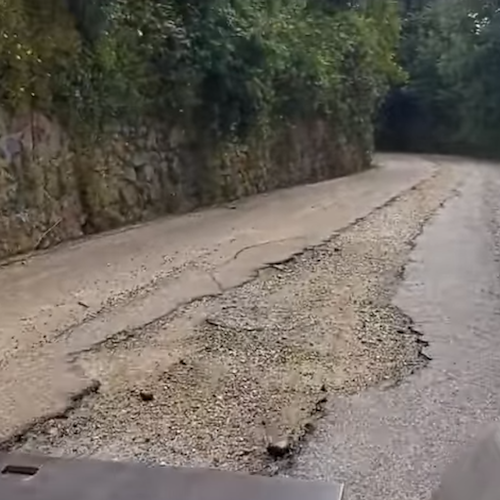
138,390,155,402
266,437,291,458
0,452,343,500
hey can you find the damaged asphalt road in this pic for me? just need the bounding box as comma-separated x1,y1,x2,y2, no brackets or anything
289,160,500,499
3,154,499,498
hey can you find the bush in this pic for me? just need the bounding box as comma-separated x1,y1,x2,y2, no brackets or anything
378,0,500,156
0,0,401,148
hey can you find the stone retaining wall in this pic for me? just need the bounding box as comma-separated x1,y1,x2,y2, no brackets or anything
0,110,368,259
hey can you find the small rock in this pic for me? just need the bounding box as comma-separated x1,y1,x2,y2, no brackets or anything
139,391,154,402
304,420,316,433
314,396,328,413
266,438,291,458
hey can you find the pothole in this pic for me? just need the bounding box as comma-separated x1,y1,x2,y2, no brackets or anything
11,165,460,473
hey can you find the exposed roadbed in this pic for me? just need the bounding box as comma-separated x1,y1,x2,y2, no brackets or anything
0,154,433,445
0,154,464,477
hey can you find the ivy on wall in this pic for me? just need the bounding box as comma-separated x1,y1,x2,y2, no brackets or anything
0,0,401,147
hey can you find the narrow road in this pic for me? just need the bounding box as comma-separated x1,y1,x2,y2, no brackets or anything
0,153,434,445
290,160,500,498
1,154,499,496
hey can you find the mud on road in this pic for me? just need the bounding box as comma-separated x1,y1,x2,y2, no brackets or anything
4,157,462,473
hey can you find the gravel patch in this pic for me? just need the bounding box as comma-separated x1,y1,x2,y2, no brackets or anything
12,164,460,474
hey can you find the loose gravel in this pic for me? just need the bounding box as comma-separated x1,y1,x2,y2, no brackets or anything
13,164,460,474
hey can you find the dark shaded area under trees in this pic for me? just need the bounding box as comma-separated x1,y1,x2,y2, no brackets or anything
378,0,500,156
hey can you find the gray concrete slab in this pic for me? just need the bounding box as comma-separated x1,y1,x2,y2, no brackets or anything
0,452,344,500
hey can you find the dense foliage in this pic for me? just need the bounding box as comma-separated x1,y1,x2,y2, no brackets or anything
378,0,500,155
0,0,400,147
3,0,500,161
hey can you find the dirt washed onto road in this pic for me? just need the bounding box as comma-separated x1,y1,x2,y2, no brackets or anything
9,161,462,473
